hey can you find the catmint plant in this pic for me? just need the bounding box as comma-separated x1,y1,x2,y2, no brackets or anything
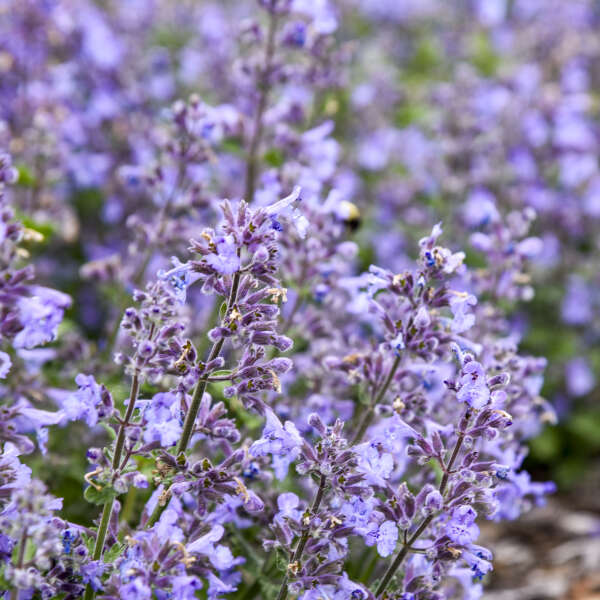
0,1,575,599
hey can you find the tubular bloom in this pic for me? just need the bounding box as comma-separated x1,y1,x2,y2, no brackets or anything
0,1,578,599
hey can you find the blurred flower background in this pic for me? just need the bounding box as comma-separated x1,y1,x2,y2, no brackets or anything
1,0,600,598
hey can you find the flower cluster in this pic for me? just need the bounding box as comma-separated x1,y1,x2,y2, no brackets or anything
0,1,583,600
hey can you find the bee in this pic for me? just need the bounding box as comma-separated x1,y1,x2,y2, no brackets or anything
335,200,362,231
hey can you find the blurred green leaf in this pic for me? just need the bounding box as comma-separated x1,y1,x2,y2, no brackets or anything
84,484,119,506
567,411,600,449
395,103,430,128
408,37,442,76
263,148,285,167
222,137,244,156
469,32,500,76
15,164,36,187
528,427,561,462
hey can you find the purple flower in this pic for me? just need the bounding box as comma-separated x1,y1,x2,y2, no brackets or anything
475,0,506,26
366,520,398,557
275,492,302,525
562,276,592,325
171,576,203,599
390,332,405,356
493,471,556,520
414,306,431,329
120,578,152,600
13,287,71,349
340,496,375,529
249,410,302,480
265,186,309,239
292,0,338,34
462,189,499,228
81,561,105,591
462,545,493,581
355,443,394,485
143,392,181,447
207,572,237,599
446,505,479,546
61,374,106,428
457,362,491,409
157,257,201,303
450,293,477,333
12,402,64,454
154,508,183,543
565,357,595,397
0,444,31,497
205,235,240,275
187,524,235,571
0,351,11,378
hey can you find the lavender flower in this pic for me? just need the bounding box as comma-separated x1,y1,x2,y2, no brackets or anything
250,410,302,479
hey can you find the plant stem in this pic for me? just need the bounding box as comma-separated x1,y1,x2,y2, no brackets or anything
82,373,140,600
352,354,402,445
112,374,140,472
373,423,468,598
10,527,28,600
275,473,327,600
176,270,241,454
82,499,113,600
146,269,242,530
176,2,276,452
103,151,188,360
244,5,278,204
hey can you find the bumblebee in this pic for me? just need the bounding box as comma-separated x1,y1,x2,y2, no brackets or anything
335,200,362,231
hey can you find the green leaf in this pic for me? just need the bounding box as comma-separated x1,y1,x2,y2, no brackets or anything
221,137,244,156
274,547,288,574
81,533,96,554
23,539,36,563
15,164,36,187
407,38,442,76
428,457,444,485
469,32,500,76
568,412,600,449
263,148,285,168
72,187,104,220
0,565,11,593
16,213,56,240
100,422,117,441
84,484,119,506
395,103,430,128
528,427,561,462
104,542,124,563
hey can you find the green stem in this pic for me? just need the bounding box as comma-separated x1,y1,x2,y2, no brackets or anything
276,473,327,600
373,423,468,598
82,373,140,600
151,0,277,552
177,269,241,455
144,492,166,530
82,499,114,600
112,374,139,471
176,337,225,454
352,354,402,445
10,527,28,600
146,269,242,529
